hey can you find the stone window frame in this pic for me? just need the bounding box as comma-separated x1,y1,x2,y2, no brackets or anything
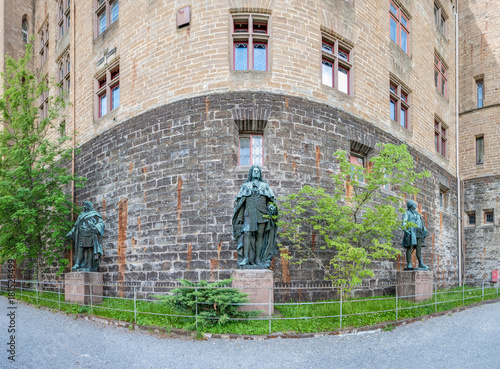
57,50,71,98
38,77,49,120
434,53,448,98
38,21,49,68
230,13,270,71
476,79,484,108
57,0,70,41
95,0,119,38
389,1,410,55
476,134,484,165
95,60,120,120
466,211,476,227
434,116,448,158
239,134,264,166
321,33,353,95
389,76,411,130
434,1,448,37
22,16,29,44
484,210,494,225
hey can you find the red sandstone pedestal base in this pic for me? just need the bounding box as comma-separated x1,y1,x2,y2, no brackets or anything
232,269,274,316
397,270,433,302
65,272,103,305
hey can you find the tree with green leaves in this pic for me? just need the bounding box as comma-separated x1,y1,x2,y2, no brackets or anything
277,143,430,287
0,44,85,275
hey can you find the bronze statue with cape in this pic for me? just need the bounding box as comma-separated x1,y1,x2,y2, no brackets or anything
232,165,278,269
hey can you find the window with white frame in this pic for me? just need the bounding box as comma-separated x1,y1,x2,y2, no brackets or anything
231,14,269,71
96,64,119,118
321,35,352,95
239,134,263,166
95,0,119,37
22,17,29,43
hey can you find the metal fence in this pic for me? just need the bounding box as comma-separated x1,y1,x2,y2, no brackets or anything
1,278,499,335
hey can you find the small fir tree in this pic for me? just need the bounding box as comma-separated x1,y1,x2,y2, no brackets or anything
0,43,85,274
277,143,430,287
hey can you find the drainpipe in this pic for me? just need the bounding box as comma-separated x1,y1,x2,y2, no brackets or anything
70,0,76,266
454,3,462,285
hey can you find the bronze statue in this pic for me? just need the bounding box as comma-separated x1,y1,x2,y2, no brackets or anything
67,201,105,272
232,165,278,268
402,200,428,270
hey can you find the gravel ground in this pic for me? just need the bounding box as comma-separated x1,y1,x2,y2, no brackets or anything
1,296,499,369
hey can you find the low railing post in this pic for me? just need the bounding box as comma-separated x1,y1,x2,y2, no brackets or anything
36,280,39,305
58,281,61,310
20,281,23,301
395,283,398,322
268,287,272,334
434,281,437,313
497,279,499,299
462,283,465,306
482,280,484,303
90,284,93,315
195,287,198,331
133,287,137,325
340,287,343,330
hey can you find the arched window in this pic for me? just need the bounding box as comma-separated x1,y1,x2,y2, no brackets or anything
22,19,29,43
40,31,44,50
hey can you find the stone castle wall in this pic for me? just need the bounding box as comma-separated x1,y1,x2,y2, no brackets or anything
68,92,459,295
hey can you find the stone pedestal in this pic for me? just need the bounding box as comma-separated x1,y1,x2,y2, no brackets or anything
232,269,274,316
65,272,103,305
397,270,433,302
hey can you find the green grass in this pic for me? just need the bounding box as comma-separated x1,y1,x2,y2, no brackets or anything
4,284,498,336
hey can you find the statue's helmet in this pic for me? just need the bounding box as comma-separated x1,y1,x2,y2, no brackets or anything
406,200,417,210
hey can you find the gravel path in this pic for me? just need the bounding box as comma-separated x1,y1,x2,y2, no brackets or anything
1,296,499,369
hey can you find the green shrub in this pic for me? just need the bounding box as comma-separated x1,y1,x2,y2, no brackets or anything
156,279,259,329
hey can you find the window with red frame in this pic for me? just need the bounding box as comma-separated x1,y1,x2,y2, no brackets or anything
389,2,409,54
350,153,365,182
96,65,120,118
321,36,352,95
389,81,410,129
434,119,447,157
239,134,263,166
232,14,269,71
434,54,447,97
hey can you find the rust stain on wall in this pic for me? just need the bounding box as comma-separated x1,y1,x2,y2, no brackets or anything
132,238,136,250
118,198,128,297
285,97,289,108
424,212,428,228
315,146,320,179
210,259,218,281
283,153,288,163
439,212,443,232
177,176,183,234
311,234,316,253
129,162,134,174
280,249,291,283
417,201,421,212
102,199,106,221
292,162,296,173
397,254,401,271
187,244,192,270
217,242,222,260
346,181,353,203
137,217,141,233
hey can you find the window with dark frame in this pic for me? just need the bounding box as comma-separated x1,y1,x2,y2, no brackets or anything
389,80,410,129
467,213,476,226
477,80,484,108
232,14,269,72
484,211,494,224
434,54,447,97
22,18,29,43
59,121,66,138
96,64,119,119
239,134,263,166
350,153,365,182
476,136,484,165
434,2,447,36
439,191,444,210
389,2,409,54
95,0,119,37
434,118,447,157
321,35,352,95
